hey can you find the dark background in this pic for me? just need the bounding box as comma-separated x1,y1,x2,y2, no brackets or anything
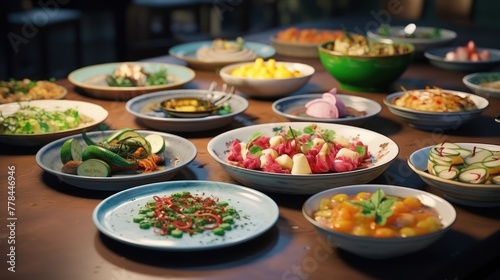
1,0,499,81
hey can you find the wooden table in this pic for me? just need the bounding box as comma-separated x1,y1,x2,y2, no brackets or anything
1,17,500,280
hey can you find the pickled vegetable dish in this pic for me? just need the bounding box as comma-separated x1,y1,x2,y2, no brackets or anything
324,34,411,56
427,141,500,184
227,125,370,174
313,189,443,238
133,192,240,238
0,105,93,135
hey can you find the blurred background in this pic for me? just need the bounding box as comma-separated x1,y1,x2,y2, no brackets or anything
1,0,499,81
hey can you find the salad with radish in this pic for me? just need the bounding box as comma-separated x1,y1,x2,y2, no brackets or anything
227,124,371,174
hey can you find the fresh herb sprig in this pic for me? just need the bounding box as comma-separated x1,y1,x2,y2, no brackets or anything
350,189,395,225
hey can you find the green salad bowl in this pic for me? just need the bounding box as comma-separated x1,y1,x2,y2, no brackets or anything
318,41,414,92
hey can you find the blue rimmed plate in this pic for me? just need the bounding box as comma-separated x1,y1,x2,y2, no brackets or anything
169,41,275,70
68,62,195,100
424,47,500,72
463,72,500,99
92,180,279,250
35,130,197,190
272,94,381,126
125,89,249,132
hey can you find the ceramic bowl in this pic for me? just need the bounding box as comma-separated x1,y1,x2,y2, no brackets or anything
36,129,197,191
207,122,399,194
272,93,381,126
125,89,249,132
0,100,108,146
384,90,489,131
367,25,456,57
303,184,456,259
424,47,500,72
219,61,314,98
407,143,500,207
318,40,414,92
463,72,500,99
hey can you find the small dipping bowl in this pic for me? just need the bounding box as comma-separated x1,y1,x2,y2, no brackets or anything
160,97,221,118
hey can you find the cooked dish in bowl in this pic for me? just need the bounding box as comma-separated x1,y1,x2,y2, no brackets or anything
0,79,67,104
392,87,478,112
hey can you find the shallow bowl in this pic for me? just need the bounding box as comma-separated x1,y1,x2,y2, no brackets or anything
272,93,381,126
367,26,456,57
219,61,314,98
384,90,489,131
207,122,399,194
126,89,249,132
36,130,197,191
303,184,456,259
463,72,500,99
408,143,500,207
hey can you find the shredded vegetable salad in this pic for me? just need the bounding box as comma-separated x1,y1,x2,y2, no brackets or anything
0,105,93,134
227,125,370,174
133,192,240,238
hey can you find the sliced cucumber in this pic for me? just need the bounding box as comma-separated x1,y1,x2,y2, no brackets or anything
102,128,136,143
60,138,82,164
464,149,493,165
145,134,165,154
76,159,112,177
457,167,488,184
491,175,500,185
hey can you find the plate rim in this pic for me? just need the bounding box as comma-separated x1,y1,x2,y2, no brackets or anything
67,62,196,92
271,93,382,122
35,129,197,190
0,99,108,138
92,180,280,250
125,89,249,122
169,40,276,65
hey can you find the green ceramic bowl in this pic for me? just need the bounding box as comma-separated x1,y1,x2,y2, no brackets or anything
318,41,414,92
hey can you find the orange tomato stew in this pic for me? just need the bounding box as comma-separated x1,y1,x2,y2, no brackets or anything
313,191,443,238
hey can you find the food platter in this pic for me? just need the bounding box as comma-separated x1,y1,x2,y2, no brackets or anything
35,130,197,190
67,62,195,100
125,89,249,132
92,180,279,250
0,100,108,146
425,47,500,72
169,41,276,71
272,93,381,126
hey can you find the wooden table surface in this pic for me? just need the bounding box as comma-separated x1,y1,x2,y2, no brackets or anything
1,17,500,280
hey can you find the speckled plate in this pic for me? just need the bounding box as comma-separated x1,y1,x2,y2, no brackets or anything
92,180,279,250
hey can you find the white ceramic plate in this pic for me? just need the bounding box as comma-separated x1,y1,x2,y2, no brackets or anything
68,62,195,100
36,130,197,190
408,143,500,207
0,100,108,146
272,94,381,126
207,122,399,194
92,180,279,250
125,89,249,132
384,90,489,131
425,47,500,72
367,26,456,55
463,72,500,99
169,41,276,71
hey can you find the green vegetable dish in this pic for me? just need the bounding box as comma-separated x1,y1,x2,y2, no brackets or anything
106,63,169,87
0,105,93,134
133,191,240,238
